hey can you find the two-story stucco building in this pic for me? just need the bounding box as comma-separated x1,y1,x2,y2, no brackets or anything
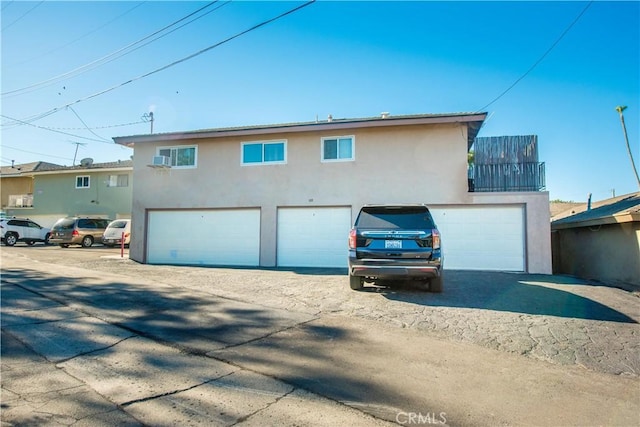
1,159,133,227
114,112,551,273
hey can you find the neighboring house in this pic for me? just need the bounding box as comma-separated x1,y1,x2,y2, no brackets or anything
551,192,640,288
0,161,63,211
0,159,133,227
114,112,551,273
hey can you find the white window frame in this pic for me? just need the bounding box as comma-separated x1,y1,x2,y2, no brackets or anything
76,175,90,189
241,139,287,166
157,145,198,169
321,135,355,162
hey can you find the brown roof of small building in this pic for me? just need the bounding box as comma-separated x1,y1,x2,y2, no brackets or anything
0,161,64,176
0,160,132,176
551,192,640,229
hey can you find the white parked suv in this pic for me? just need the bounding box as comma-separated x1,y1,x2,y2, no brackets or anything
0,217,51,246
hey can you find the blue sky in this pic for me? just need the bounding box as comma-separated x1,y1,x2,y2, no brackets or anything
2,1,638,202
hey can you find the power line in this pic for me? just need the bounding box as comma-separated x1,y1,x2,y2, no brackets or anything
8,1,147,68
1,2,15,13
475,1,594,113
1,145,74,162
1,1,44,32
0,114,118,144
0,115,144,131
2,1,225,97
10,0,316,125
37,121,146,131
67,106,111,142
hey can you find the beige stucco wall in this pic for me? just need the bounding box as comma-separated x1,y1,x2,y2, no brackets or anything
128,122,551,273
1,176,33,209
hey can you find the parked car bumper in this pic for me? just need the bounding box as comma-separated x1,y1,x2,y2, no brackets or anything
102,238,127,245
48,237,83,245
349,254,442,279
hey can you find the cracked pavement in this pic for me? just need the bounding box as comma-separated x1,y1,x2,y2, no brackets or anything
29,248,637,378
1,246,639,426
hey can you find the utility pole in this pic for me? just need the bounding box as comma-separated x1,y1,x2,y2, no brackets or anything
615,106,640,190
142,112,154,134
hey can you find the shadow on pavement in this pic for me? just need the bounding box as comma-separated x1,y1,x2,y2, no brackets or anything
0,266,398,425
1,267,312,354
372,271,637,323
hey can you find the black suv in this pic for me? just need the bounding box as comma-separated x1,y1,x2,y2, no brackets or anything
348,204,444,292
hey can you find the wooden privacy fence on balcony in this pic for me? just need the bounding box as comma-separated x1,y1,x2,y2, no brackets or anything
471,162,546,192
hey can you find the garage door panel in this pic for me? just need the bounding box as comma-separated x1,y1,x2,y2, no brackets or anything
277,207,351,268
430,206,524,271
148,209,260,266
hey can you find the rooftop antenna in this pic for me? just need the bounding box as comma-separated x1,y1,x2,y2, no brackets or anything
70,141,87,166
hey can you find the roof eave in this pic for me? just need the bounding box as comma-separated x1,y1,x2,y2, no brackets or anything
20,166,133,176
552,211,640,230
113,113,488,147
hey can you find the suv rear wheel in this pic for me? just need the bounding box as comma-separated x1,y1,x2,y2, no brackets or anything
349,274,364,290
81,236,94,248
430,272,444,293
4,233,17,246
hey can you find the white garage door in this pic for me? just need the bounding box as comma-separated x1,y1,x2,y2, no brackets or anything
430,205,525,271
147,209,260,266
277,207,352,268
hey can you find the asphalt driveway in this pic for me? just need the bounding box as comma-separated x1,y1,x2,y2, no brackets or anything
2,245,639,425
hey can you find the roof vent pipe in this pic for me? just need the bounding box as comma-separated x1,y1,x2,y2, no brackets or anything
587,193,592,211
381,112,389,119
328,114,333,122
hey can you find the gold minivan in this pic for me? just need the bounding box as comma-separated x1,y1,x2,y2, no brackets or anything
49,217,111,248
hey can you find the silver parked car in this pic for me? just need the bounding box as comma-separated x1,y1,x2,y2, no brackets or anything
102,219,131,247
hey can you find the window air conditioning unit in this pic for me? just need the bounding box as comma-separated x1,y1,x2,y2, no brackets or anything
152,155,171,166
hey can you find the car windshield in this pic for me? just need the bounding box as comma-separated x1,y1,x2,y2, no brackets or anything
52,218,75,230
357,207,436,229
108,220,128,229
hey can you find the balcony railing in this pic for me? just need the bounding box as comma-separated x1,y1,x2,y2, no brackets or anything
7,194,34,208
469,162,546,192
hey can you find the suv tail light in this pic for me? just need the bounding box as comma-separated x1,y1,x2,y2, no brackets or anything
72,230,79,237
432,229,441,250
349,229,357,249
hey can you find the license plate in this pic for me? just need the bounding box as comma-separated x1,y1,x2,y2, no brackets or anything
385,240,402,249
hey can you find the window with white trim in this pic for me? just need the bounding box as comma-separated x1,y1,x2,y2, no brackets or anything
322,136,354,162
242,140,286,165
76,175,90,188
157,145,197,168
